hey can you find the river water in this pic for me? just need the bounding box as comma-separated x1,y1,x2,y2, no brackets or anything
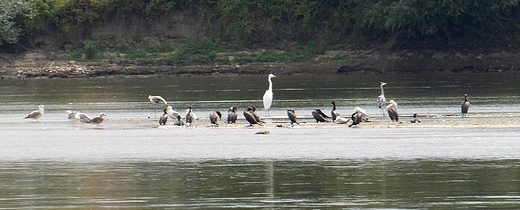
1,72,520,209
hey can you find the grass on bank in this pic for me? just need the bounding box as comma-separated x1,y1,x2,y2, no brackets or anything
56,40,352,65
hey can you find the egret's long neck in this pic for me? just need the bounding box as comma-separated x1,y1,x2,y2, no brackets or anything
268,78,273,91
380,85,385,95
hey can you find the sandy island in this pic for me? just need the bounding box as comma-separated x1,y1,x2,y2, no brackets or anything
108,113,520,129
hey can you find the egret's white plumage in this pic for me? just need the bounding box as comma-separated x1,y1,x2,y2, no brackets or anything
24,105,44,121
263,74,276,116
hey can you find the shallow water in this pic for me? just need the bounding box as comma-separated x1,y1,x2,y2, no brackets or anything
1,72,520,209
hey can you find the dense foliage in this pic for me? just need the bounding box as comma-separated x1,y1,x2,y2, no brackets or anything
0,0,34,45
4,0,520,50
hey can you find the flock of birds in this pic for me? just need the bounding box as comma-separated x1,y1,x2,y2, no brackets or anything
22,74,471,128
23,104,106,127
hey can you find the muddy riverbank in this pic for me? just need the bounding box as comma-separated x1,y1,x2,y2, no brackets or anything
2,49,520,79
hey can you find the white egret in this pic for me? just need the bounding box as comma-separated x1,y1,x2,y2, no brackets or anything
263,74,276,116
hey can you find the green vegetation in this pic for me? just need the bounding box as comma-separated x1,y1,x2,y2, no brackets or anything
2,0,520,65
0,0,34,45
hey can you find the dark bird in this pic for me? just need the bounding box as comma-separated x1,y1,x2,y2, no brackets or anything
244,106,262,126
209,111,222,126
185,105,197,125
24,105,44,122
349,107,369,127
250,106,263,123
411,113,421,123
87,113,106,127
173,115,185,126
331,101,340,122
312,109,330,123
377,82,387,116
159,109,168,125
227,106,238,124
461,94,470,117
386,100,399,122
287,109,299,126
148,95,168,118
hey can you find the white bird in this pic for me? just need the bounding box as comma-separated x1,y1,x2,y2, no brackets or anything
377,82,387,116
65,110,78,126
75,112,91,127
386,100,399,122
166,106,182,121
24,105,44,122
148,95,168,118
263,74,276,116
349,107,369,127
331,101,340,122
335,116,350,124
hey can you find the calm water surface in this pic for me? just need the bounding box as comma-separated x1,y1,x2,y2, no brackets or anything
1,72,520,209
